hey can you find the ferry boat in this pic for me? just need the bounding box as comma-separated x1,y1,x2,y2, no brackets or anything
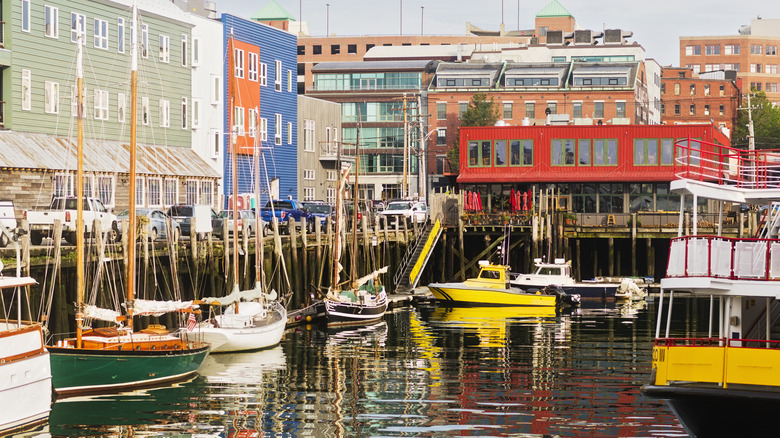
640,138,780,436
428,261,575,307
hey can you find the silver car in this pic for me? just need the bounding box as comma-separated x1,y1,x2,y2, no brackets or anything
117,208,181,241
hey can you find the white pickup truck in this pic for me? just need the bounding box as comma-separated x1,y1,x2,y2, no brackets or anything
25,197,119,245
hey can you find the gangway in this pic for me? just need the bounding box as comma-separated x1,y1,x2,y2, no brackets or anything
393,218,443,293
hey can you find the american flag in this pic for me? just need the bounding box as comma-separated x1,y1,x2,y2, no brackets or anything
187,312,197,331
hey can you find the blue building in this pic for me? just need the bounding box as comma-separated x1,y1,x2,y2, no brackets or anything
221,14,297,207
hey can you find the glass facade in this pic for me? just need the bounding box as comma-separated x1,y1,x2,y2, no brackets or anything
314,72,422,91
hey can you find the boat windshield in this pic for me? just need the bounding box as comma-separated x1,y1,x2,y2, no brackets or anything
536,267,562,276
480,270,501,279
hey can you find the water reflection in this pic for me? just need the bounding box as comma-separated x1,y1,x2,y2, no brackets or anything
36,299,686,437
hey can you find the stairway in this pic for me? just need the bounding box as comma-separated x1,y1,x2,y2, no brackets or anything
393,218,443,293
756,201,780,239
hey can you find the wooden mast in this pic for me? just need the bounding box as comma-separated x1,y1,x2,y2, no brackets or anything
350,124,360,289
126,4,139,330
75,31,85,348
229,31,240,300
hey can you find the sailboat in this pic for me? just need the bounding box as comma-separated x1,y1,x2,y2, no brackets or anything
46,8,210,397
187,31,287,353
324,128,387,327
0,229,51,434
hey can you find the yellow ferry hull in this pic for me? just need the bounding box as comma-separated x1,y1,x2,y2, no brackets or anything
427,282,556,307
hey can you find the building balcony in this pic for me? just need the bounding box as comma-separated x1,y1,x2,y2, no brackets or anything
319,141,354,162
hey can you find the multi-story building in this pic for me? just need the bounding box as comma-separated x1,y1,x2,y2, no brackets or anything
0,0,220,212
307,60,434,201
660,67,741,132
221,14,298,206
297,95,341,203
679,17,780,105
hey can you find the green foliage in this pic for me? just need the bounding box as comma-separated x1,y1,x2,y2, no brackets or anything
447,93,501,171
732,91,780,149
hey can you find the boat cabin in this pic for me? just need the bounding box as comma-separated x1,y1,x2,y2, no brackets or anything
533,258,571,277
464,261,511,289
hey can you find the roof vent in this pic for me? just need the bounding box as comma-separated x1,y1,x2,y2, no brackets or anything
574,30,593,45
546,30,564,45
604,29,631,44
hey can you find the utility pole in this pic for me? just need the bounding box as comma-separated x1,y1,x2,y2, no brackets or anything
747,92,755,151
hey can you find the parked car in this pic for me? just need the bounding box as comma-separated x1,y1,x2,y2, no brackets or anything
260,199,312,234
117,208,180,241
166,205,224,238
302,202,334,231
25,196,119,245
0,200,18,247
380,200,428,226
219,210,259,236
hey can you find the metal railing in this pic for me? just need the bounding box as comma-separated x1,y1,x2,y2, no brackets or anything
675,138,780,189
666,235,780,280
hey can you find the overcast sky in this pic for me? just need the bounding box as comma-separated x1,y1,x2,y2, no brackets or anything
217,0,780,67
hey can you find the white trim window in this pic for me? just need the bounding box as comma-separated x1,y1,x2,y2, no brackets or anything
260,118,268,141
274,60,282,91
54,172,74,197
147,177,162,207
117,93,126,123
248,52,258,81
142,96,150,125
185,180,199,204
326,187,336,205
22,0,31,33
141,24,148,58
200,181,214,206
287,70,292,92
192,99,200,128
45,81,59,114
248,108,258,137
164,178,178,207
303,169,315,180
117,17,125,53
94,89,109,120
192,38,200,66
233,48,244,78
233,106,245,135
21,69,31,111
181,97,188,129
210,129,221,158
274,113,282,145
327,170,337,181
135,176,145,207
211,75,221,105
94,18,108,49
303,187,315,201
45,6,58,38
71,84,86,118
96,174,115,207
303,119,315,151
287,122,292,145
181,34,188,67
159,99,170,127
70,12,85,43
82,174,94,198
260,63,268,86
159,35,170,63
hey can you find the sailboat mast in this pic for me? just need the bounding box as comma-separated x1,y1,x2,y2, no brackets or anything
350,126,360,289
75,32,85,348
126,4,139,329
253,109,262,289
229,31,240,293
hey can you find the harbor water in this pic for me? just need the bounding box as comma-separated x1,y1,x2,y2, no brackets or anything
17,298,689,437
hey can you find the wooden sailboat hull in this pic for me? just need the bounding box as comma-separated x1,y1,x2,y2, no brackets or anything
325,290,388,328
0,324,51,435
198,301,287,353
48,343,210,397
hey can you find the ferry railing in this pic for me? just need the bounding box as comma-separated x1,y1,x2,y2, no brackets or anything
674,138,780,188
667,235,780,280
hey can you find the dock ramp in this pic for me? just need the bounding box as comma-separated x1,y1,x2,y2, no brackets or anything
393,218,443,293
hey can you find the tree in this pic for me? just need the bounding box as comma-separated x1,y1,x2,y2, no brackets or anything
446,93,501,172
732,91,780,149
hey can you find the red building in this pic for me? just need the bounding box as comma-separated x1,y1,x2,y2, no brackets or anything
457,124,730,214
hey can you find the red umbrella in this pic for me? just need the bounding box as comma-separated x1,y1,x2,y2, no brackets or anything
522,191,528,210
464,191,471,211
509,189,516,212
477,192,483,211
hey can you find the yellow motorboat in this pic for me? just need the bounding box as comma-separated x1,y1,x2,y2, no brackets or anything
427,261,558,307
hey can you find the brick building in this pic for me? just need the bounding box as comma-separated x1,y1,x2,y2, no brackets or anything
660,67,741,132
679,17,780,105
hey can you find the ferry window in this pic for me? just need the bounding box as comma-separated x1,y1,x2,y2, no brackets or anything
494,140,507,166
660,139,675,165
634,139,659,165
578,139,591,165
552,139,575,166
